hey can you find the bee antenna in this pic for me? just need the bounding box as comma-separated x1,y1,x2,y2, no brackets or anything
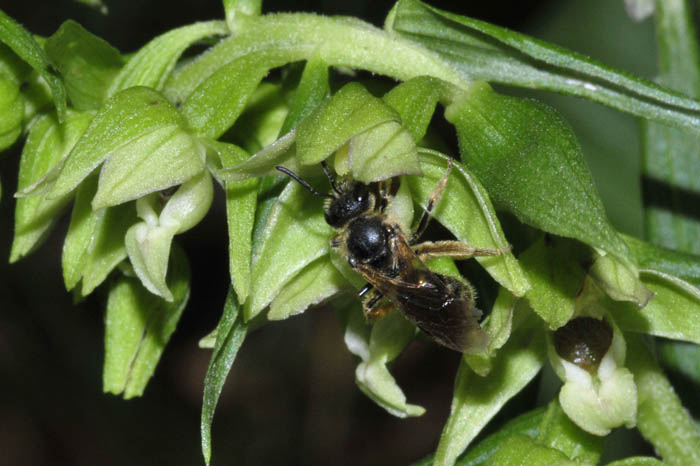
276,166,335,199
321,161,342,195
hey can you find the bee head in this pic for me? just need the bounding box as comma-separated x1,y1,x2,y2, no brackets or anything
275,162,374,228
323,180,372,228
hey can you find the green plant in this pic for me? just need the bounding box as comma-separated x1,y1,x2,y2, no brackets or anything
2,0,700,464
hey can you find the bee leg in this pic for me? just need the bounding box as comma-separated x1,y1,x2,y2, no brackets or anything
410,160,453,243
357,283,373,297
362,289,393,322
413,240,511,261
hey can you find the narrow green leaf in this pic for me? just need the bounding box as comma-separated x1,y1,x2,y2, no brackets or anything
207,140,257,303
215,130,297,182
643,0,700,254
382,76,442,142
0,74,23,150
624,234,700,287
657,340,700,385
408,150,530,297
518,236,588,329
92,125,205,209
269,257,346,320
225,82,289,155
606,458,665,466
10,110,92,262
103,246,190,399
627,333,700,466
107,21,227,96
536,399,603,465
417,407,545,466
388,0,700,134
42,87,188,200
296,82,400,166
445,82,634,268
201,288,248,466
0,9,67,120
434,308,547,466
348,120,422,182
182,53,274,139
244,179,333,320
279,56,329,135
484,435,576,466
611,269,700,345
45,20,124,110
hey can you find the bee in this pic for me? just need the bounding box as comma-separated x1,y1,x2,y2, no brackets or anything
276,161,507,353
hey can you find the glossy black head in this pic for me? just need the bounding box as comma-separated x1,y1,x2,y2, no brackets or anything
324,180,372,228
275,164,374,229
346,215,389,266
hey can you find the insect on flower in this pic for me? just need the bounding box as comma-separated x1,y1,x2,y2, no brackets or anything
276,161,508,352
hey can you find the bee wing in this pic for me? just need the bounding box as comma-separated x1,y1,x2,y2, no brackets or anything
355,235,487,353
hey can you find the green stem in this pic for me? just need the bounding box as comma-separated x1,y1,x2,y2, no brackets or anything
164,12,466,103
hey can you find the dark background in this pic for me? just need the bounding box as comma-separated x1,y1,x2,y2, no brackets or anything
0,1,654,465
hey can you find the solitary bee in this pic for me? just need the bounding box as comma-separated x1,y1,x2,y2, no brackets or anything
276,162,507,353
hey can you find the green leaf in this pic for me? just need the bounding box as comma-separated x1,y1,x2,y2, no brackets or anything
269,257,346,320
518,236,588,329
408,150,529,297
434,307,547,466
415,407,545,466
382,76,442,142
388,0,700,134
92,124,205,209
445,82,634,268
10,110,92,262
181,53,273,139
624,234,700,287
0,74,23,150
627,333,700,466
244,179,333,320
201,288,248,466
296,82,401,166
107,21,227,96
643,0,700,254
536,399,603,465
0,9,67,120
348,120,422,182
215,130,297,182
484,435,576,466
62,175,136,295
610,270,700,345
657,340,700,385
103,246,190,399
45,20,124,110
606,458,665,466
207,140,257,303
344,305,424,418
42,86,191,200
279,56,329,135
